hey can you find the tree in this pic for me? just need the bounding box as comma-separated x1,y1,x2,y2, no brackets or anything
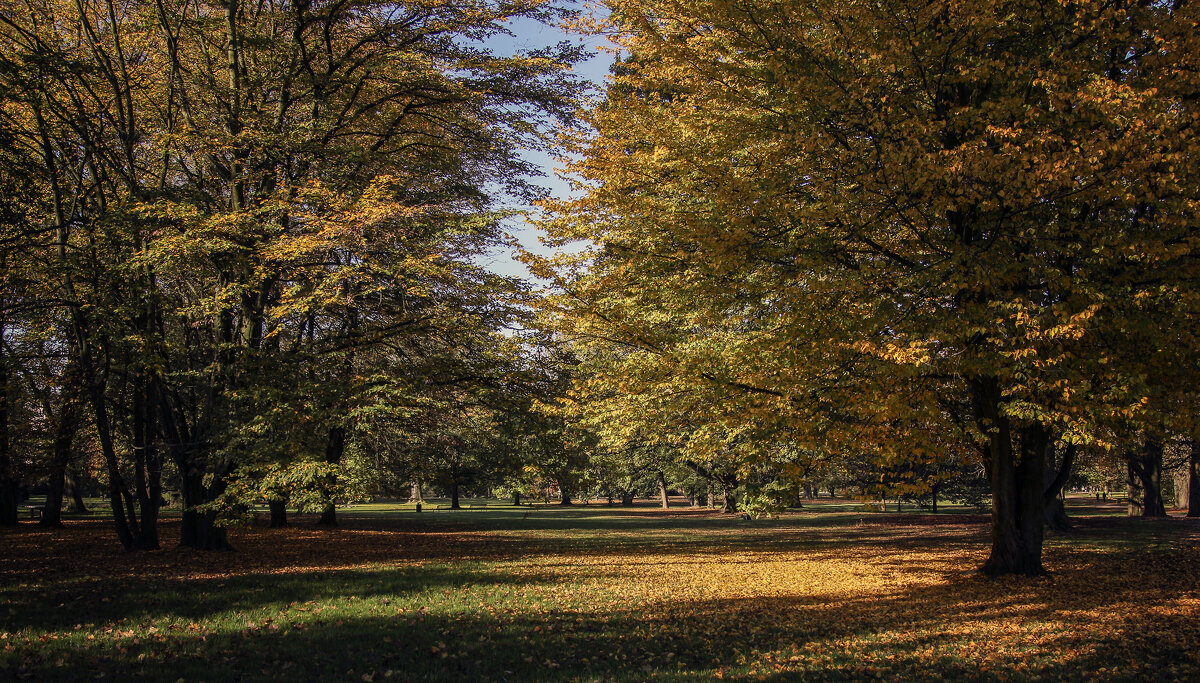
540,0,1200,576
0,0,583,548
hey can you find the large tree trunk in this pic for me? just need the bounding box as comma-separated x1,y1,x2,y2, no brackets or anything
66,468,89,513
1189,437,1199,518
0,330,18,527
450,481,460,510
179,460,231,551
156,380,228,550
620,491,634,506
317,426,345,526
268,497,288,528
975,378,1047,577
409,481,422,503
657,471,669,509
1128,439,1167,517
558,478,572,505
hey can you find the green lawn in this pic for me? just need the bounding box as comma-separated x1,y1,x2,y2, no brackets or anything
3,497,1198,681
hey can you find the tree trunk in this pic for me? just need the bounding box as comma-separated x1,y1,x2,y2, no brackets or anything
657,471,669,509
721,481,737,513
130,379,161,549
1173,468,1188,510
66,468,89,513
558,478,572,505
975,378,1047,576
620,491,634,506
268,498,288,528
41,464,67,527
179,464,231,551
1128,439,1166,517
317,426,345,526
512,492,521,506
450,481,460,510
1189,437,1199,518
1123,458,1142,516
90,370,143,550
0,330,18,526
409,481,422,504
1141,440,1166,517
1043,443,1074,531
39,392,80,528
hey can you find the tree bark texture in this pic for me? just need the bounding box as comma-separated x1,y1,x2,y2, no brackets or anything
975,377,1047,576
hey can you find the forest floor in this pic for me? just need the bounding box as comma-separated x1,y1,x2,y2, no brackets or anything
3,497,1199,681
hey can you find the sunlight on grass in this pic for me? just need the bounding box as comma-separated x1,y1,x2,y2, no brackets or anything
3,503,1198,681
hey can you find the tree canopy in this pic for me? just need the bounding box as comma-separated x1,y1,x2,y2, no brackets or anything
536,0,1200,575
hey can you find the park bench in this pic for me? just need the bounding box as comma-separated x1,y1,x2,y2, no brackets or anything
467,501,487,509
22,505,44,520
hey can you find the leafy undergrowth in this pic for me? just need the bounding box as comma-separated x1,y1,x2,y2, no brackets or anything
2,505,1199,681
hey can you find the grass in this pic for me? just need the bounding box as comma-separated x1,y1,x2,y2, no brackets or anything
2,496,1198,681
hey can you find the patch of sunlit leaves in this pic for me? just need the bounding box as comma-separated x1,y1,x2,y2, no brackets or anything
2,514,1198,680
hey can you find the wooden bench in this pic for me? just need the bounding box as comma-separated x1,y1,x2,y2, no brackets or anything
22,505,44,520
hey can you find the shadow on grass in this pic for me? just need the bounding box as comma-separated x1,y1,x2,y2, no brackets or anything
7,544,1198,682
5,508,1198,681
0,562,563,634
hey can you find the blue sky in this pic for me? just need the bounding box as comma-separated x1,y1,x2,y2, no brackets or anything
479,4,614,282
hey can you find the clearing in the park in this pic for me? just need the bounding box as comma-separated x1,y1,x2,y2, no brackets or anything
3,498,1198,681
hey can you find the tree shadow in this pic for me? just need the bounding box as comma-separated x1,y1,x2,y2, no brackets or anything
8,543,1198,681
5,512,1198,681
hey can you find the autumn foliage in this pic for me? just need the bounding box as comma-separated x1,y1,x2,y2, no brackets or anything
3,505,1200,680
537,0,1200,575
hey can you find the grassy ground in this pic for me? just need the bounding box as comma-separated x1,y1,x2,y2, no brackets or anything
2,496,1198,681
